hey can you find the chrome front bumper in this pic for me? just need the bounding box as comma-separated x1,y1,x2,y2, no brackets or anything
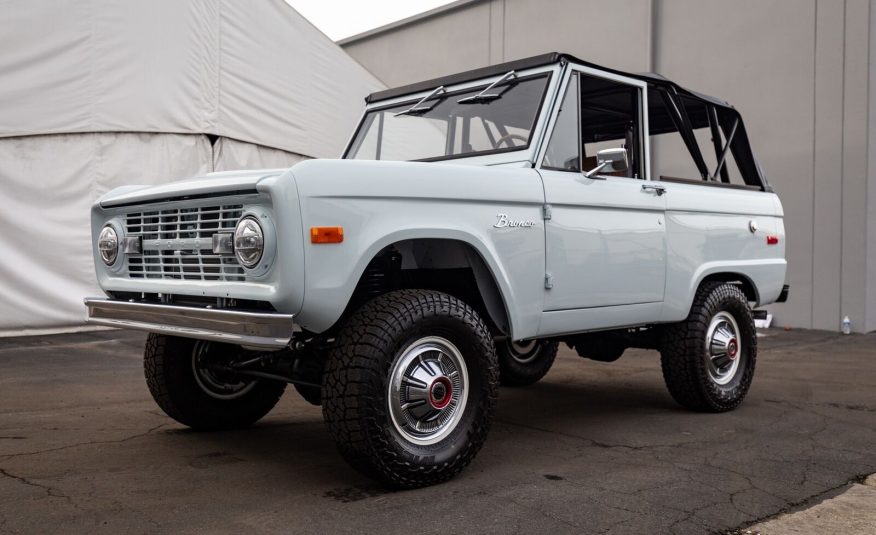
84,298,295,348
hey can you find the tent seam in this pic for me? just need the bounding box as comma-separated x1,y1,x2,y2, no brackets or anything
215,0,223,172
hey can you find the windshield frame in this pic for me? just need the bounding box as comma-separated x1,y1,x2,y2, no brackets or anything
342,68,556,163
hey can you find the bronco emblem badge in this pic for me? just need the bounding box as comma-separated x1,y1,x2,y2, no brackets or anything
493,213,536,229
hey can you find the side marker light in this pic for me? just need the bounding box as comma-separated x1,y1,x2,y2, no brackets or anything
311,226,344,244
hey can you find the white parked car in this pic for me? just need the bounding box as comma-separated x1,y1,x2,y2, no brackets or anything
87,53,788,487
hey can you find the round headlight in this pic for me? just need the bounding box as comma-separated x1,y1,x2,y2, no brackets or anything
234,217,264,268
98,225,119,266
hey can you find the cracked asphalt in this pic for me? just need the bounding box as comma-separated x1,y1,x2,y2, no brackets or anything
1,328,874,534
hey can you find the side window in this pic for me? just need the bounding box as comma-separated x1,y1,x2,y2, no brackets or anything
579,74,641,179
648,88,702,180
680,96,746,185
542,71,642,178
542,73,580,171
648,88,763,189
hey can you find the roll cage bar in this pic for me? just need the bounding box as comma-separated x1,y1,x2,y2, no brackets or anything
647,80,752,187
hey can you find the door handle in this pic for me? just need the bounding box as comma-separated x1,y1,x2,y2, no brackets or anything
641,183,667,196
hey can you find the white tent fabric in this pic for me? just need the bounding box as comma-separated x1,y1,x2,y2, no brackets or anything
213,138,309,172
0,0,382,158
0,1,384,335
0,133,212,335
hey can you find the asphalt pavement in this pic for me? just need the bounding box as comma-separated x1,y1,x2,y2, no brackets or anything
1,328,874,534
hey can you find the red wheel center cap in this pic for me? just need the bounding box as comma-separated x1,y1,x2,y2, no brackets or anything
727,339,739,360
429,377,453,409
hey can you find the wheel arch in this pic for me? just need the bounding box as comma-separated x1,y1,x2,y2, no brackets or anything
360,236,512,336
696,272,759,304
298,228,519,337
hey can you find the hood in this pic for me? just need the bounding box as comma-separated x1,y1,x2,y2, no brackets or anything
98,168,288,208
289,158,541,206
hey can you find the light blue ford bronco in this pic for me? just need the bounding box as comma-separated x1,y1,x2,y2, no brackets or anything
87,53,788,487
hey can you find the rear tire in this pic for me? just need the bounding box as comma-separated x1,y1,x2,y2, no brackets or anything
144,334,286,430
497,339,558,386
321,289,499,488
660,282,757,412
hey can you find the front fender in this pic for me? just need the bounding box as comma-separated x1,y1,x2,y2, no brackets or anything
290,159,546,338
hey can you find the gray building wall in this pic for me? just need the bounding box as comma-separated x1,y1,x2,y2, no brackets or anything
341,0,876,332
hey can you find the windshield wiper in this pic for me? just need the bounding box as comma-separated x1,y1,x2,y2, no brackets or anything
394,85,446,117
457,71,517,104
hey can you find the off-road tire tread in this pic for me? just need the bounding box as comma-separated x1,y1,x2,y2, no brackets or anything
144,334,286,430
660,282,757,412
321,289,498,488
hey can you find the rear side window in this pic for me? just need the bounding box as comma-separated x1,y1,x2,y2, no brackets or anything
680,96,746,186
648,89,701,180
647,88,764,189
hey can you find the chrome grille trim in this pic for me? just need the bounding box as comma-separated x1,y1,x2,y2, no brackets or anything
125,205,241,240
125,204,245,281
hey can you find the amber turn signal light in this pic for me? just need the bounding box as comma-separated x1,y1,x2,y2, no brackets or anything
311,226,344,244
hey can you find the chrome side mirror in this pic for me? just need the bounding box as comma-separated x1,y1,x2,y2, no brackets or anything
584,148,629,178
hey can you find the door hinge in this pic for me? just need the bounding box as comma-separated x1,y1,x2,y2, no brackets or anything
542,204,552,220
544,273,554,289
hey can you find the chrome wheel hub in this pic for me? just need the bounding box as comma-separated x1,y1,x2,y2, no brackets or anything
191,341,257,400
507,339,539,364
705,311,742,386
388,336,469,446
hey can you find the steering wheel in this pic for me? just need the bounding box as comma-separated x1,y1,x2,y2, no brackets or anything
495,133,528,148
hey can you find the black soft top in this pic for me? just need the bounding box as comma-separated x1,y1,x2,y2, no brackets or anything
364,52,768,191
365,52,733,110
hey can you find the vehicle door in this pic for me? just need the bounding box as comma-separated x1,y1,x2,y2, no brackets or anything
537,67,667,311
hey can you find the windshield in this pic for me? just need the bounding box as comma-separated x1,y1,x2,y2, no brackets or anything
345,74,550,162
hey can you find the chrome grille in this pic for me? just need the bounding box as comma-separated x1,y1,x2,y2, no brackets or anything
125,204,245,281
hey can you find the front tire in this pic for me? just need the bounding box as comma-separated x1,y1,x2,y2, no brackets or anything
321,290,499,488
144,334,286,430
660,282,757,412
497,339,558,386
